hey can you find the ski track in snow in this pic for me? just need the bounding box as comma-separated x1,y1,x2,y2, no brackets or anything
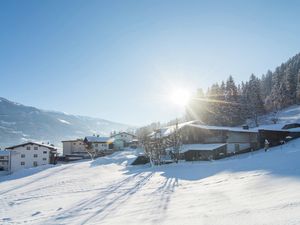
1,144,300,225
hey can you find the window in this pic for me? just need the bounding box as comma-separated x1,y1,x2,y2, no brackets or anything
34,154,38,158
43,158,47,161
0,156,4,159
21,154,25,158
73,143,76,145
26,146,31,150
34,146,38,150
95,143,98,147
43,151,47,154
21,162,25,166
33,161,38,167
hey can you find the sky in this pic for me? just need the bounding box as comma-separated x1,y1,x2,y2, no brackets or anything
1,0,300,126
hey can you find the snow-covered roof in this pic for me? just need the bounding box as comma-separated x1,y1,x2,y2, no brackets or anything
187,124,258,133
0,150,9,156
149,121,197,138
179,143,226,153
149,121,258,138
6,142,57,150
252,123,300,132
111,132,136,138
286,127,300,132
62,139,83,143
84,136,112,143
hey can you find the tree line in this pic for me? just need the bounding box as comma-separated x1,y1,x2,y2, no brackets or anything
186,52,300,127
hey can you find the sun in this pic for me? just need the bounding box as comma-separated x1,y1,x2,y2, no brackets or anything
168,87,191,107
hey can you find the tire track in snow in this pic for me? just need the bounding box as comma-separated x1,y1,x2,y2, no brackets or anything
0,164,77,196
79,172,154,225
42,171,153,225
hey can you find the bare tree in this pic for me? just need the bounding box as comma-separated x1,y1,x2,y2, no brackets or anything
143,125,183,165
164,120,182,163
85,142,97,160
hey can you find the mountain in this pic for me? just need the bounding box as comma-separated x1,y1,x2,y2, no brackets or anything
0,97,134,148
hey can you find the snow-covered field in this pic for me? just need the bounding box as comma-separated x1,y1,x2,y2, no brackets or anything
1,142,300,225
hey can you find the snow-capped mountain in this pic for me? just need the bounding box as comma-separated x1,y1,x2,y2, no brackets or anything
0,97,133,148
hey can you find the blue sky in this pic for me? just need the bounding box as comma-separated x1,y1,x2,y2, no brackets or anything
1,0,300,126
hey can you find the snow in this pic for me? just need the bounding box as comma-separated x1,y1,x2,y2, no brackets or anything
58,119,71,125
84,136,112,143
188,123,258,133
151,121,258,139
0,150,9,155
0,121,16,126
257,105,300,126
1,141,300,224
6,141,57,151
179,143,226,153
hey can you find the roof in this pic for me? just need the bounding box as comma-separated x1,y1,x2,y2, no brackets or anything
149,120,258,138
252,123,300,132
62,139,84,143
187,124,258,133
166,143,226,153
111,132,136,138
282,123,300,129
84,136,112,143
6,142,57,150
148,121,197,138
0,150,9,156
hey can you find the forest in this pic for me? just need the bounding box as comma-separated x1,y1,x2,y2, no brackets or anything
186,52,300,127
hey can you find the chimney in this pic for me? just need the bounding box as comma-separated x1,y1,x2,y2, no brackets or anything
242,125,249,130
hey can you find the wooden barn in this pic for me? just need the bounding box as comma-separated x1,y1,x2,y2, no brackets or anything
180,123,260,154
258,128,300,147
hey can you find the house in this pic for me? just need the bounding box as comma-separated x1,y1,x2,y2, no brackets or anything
5,142,57,173
84,136,114,155
180,143,227,161
0,150,10,173
282,123,300,130
62,139,88,157
152,121,260,158
181,123,259,153
128,139,139,149
110,132,137,150
257,123,300,147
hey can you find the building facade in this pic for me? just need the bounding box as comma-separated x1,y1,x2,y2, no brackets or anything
84,136,114,155
179,124,259,154
111,132,136,150
6,142,57,173
62,139,87,156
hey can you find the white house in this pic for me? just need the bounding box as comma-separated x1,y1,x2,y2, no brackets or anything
5,142,57,173
111,132,137,150
62,139,87,156
0,150,10,172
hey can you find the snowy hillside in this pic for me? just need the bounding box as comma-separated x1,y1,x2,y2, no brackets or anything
1,141,300,225
256,104,300,127
0,97,133,148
